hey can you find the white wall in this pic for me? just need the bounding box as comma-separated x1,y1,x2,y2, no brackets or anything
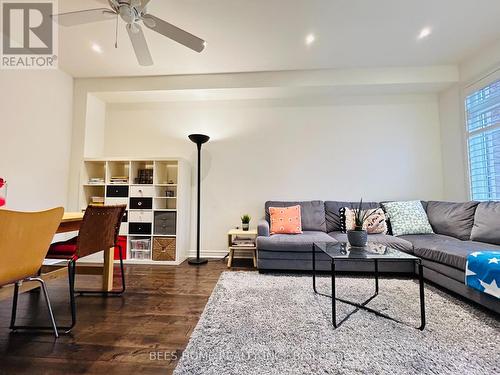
103,94,444,253
438,38,500,201
0,69,73,210
438,84,468,201
84,94,106,157
67,67,458,214
460,39,500,84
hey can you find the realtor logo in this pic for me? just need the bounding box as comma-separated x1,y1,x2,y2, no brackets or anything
1,0,58,69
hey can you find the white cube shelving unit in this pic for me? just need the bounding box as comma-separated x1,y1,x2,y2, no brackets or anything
80,158,191,265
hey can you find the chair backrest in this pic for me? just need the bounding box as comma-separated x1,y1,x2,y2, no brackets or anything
76,205,126,258
0,207,64,286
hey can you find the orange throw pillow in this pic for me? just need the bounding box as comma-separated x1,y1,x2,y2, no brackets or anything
269,205,303,234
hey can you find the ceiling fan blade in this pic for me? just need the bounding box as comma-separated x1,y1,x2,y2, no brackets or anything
142,14,205,52
126,23,153,66
52,8,116,26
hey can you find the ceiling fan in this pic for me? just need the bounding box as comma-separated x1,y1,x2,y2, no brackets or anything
52,0,206,66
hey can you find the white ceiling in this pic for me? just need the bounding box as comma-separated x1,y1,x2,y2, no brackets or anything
58,0,500,78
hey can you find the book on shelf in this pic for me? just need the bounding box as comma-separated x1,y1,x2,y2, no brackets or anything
109,176,129,184
232,236,256,247
90,196,104,205
88,177,105,184
134,169,154,184
231,243,256,247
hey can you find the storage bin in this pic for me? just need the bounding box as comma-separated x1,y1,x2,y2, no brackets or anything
130,249,150,260
154,211,176,235
130,197,153,209
128,210,153,222
114,236,127,260
152,237,176,261
129,222,152,235
105,197,128,206
130,185,155,197
106,185,129,197
130,238,151,260
130,238,150,250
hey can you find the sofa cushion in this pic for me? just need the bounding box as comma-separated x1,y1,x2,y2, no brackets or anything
381,200,433,236
470,202,500,245
265,201,326,232
269,205,302,234
400,234,500,270
342,207,388,234
426,201,479,240
325,201,380,232
328,231,413,253
47,236,78,258
256,231,336,252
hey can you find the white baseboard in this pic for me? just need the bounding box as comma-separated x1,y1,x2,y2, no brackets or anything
188,249,254,259
77,249,253,265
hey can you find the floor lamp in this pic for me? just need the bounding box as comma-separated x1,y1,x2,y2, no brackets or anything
188,134,210,265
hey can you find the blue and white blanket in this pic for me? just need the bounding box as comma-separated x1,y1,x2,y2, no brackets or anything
465,251,500,299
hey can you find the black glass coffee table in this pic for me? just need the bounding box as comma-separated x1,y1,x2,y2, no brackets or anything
312,242,425,330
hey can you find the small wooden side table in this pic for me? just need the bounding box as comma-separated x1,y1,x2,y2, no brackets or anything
227,228,258,268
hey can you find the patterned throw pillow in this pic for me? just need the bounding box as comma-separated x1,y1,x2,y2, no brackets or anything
343,207,388,234
269,205,303,234
381,200,434,236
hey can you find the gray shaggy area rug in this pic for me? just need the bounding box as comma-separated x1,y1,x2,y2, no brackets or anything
174,272,499,375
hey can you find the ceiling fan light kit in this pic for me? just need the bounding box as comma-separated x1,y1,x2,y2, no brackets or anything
52,0,206,66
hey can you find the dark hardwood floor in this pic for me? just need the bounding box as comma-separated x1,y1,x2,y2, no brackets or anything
0,259,252,375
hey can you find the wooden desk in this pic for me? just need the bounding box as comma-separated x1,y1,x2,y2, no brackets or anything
57,212,85,233
0,212,115,301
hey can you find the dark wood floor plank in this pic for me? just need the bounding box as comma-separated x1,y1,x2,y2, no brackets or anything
0,259,253,375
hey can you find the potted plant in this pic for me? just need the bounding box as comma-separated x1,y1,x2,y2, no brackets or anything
241,214,251,231
347,199,377,247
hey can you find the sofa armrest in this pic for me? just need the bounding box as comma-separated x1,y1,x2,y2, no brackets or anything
257,219,270,237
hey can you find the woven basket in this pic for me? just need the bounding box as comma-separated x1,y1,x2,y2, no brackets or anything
152,237,176,261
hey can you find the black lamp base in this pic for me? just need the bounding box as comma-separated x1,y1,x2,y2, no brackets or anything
188,258,208,265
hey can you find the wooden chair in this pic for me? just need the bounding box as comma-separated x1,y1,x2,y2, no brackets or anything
46,205,126,332
0,207,64,338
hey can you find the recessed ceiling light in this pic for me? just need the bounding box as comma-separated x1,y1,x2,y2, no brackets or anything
305,33,316,45
417,27,432,40
91,42,103,54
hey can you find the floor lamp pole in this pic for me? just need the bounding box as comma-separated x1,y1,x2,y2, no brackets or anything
188,134,209,265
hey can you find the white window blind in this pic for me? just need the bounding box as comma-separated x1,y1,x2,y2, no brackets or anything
466,79,500,201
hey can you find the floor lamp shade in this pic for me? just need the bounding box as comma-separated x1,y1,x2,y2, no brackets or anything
188,134,210,265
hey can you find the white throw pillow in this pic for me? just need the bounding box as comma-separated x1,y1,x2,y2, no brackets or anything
382,200,434,236
344,207,388,234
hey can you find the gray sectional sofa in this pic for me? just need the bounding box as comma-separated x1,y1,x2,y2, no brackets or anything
256,200,500,313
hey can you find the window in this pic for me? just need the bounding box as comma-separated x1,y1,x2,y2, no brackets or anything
466,79,500,201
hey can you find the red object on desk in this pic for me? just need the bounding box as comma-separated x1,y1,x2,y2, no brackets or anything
115,236,127,260
0,178,6,207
